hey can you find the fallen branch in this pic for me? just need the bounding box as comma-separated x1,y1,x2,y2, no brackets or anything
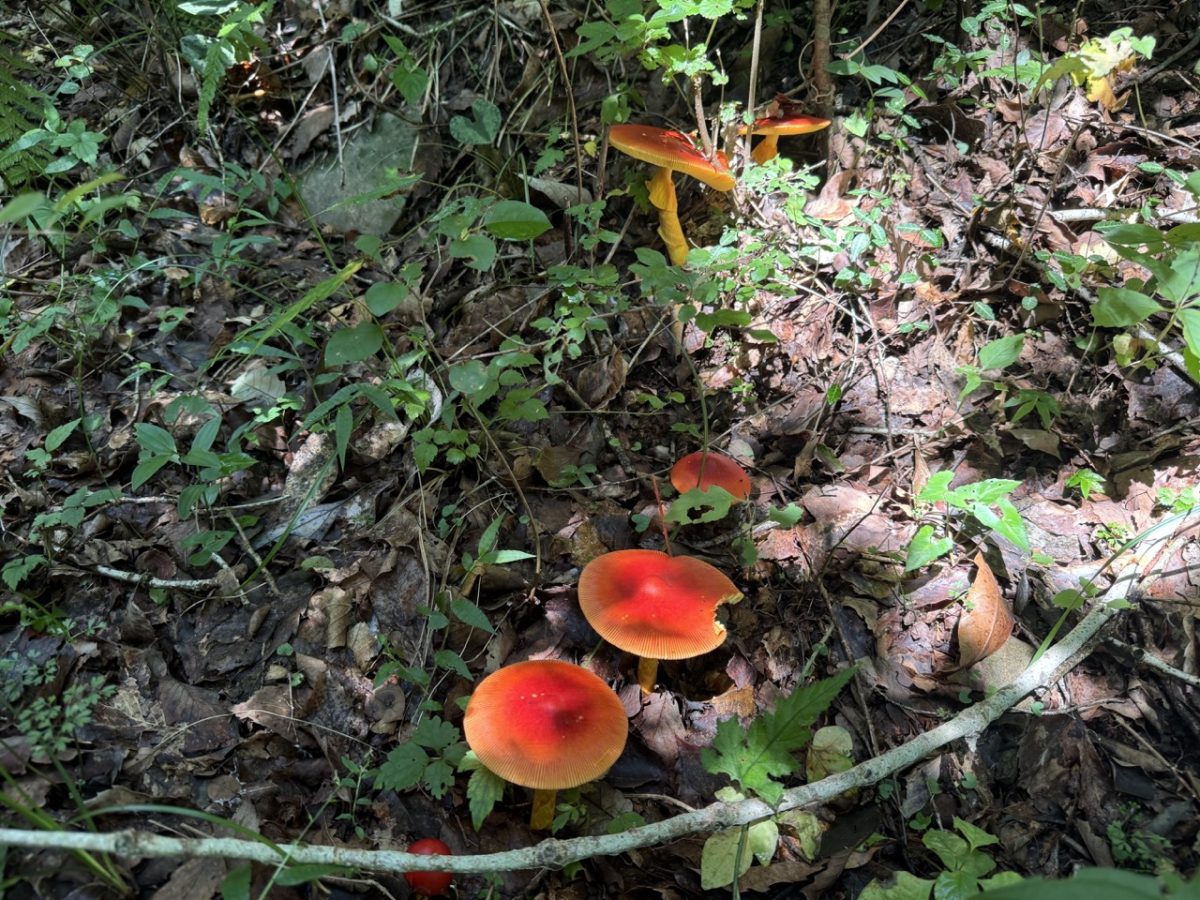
2,514,1191,876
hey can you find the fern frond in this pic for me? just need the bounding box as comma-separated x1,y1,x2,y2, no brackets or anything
0,33,51,189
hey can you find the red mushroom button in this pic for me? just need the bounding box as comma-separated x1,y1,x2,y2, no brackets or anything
578,549,743,693
670,450,751,502
609,124,735,266
463,659,627,830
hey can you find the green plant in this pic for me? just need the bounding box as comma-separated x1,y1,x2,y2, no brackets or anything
1086,217,1200,382
905,473,1029,570
376,716,467,799
1066,468,1106,501
696,667,855,888
1107,803,1172,873
860,817,1021,898
177,0,276,132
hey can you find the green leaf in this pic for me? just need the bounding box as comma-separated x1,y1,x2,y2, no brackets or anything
334,403,352,469
433,649,472,679
1157,244,1200,304
273,864,352,886
982,868,1171,900
135,422,177,457
131,455,173,490
450,597,495,633
449,98,502,145
666,486,735,526
702,667,856,802
905,525,953,571
916,470,955,504
221,863,252,900
364,281,408,316
1092,287,1164,327
0,192,47,224
488,549,535,564
1179,308,1200,358
954,816,999,850
934,869,983,899
392,65,428,107
376,743,428,792
449,360,491,397
422,758,455,798
768,504,806,526
325,322,384,366
411,716,460,751
700,821,779,890
977,334,1024,370
483,200,552,241
859,871,935,900
45,418,80,452
449,233,496,271
2,555,46,591
467,765,506,829
923,830,969,871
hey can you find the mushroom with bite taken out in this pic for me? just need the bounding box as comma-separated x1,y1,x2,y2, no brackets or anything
578,549,742,694
463,659,627,830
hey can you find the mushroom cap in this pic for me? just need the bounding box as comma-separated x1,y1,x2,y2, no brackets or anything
463,660,627,791
609,124,736,192
743,114,831,136
578,550,742,660
670,450,751,501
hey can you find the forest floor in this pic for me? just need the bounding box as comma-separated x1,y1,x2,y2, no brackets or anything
3,0,1200,897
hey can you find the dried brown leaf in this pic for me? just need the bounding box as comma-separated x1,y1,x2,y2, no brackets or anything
957,552,1014,668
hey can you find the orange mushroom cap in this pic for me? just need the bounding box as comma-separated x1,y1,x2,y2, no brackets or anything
463,660,627,791
670,450,751,501
578,550,742,661
609,124,736,192
742,114,831,137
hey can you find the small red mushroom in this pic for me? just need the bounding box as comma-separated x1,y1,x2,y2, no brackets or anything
463,660,628,830
670,450,751,502
404,838,452,897
578,549,742,693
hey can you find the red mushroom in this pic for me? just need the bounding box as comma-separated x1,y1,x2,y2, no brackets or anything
578,549,742,693
404,838,453,897
670,450,751,502
742,110,830,164
463,659,627,830
609,124,735,265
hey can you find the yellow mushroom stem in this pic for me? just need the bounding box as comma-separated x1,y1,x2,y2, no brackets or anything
751,134,782,165
645,166,688,266
637,657,659,694
530,788,557,830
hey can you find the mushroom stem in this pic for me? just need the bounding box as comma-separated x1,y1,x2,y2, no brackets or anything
645,166,689,266
637,657,659,694
751,134,781,165
530,789,557,830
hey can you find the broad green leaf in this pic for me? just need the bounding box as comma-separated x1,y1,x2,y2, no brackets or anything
449,360,490,396
450,597,495,633
1158,244,1200,304
131,455,172,490
221,863,252,900
364,281,408,316
1092,287,1163,326
905,525,953,571
977,334,1024,370
483,200,552,241
376,743,428,791
449,233,496,271
859,871,935,900
954,817,999,850
411,716,460,751
273,865,352,887
466,765,506,829
0,192,47,224
700,822,778,890
805,725,854,782
392,65,428,107
923,830,970,871
135,422,177,457
934,869,983,899
325,322,384,366
768,503,806,526
488,549,535,564
422,758,455,798
1094,222,1166,251
45,418,80,452
449,98,502,145
982,868,1169,900
916,470,955,504
666,486,735,526
1179,308,1200,358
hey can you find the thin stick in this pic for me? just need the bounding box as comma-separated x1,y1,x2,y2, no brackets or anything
651,476,673,557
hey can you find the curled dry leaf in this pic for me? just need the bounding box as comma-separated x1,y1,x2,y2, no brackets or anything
957,552,1015,669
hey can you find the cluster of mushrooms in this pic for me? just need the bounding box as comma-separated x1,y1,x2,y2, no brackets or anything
609,106,830,265
462,450,753,829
